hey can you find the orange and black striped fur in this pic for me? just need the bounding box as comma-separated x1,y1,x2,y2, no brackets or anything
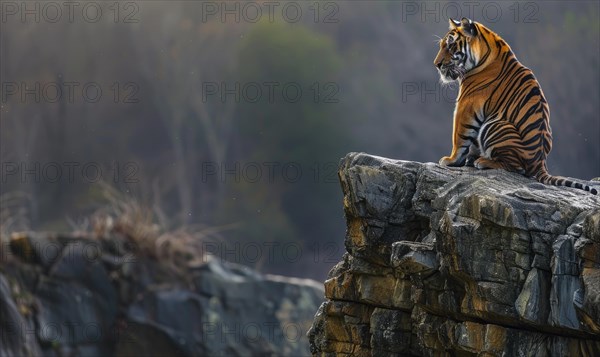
435,18,598,195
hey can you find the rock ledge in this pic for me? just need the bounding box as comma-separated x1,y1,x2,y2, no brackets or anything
308,152,600,356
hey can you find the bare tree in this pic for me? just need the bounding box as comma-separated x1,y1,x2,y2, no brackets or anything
130,3,243,225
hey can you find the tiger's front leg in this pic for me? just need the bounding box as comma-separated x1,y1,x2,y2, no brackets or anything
439,106,479,167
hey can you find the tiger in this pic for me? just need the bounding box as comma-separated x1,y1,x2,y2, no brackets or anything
434,17,598,195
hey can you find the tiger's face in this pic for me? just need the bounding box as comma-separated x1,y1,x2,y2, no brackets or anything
434,18,480,83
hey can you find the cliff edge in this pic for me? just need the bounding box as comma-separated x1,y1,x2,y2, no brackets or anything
308,152,600,356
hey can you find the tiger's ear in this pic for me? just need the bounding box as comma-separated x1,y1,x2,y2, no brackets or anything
461,17,478,37
449,18,461,29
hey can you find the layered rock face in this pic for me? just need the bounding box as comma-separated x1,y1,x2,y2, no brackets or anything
0,232,323,356
309,153,600,356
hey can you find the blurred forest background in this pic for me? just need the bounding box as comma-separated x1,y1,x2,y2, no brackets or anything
1,1,599,280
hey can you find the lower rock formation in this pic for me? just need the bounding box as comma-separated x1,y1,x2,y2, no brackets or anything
0,231,323,356
309,152,600,356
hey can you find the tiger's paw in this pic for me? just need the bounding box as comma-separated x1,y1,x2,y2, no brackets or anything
474,157,502,170
439,156,462,167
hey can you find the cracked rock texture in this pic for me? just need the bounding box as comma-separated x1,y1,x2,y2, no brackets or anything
308,152,600,356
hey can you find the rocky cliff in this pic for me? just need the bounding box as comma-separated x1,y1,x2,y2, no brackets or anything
0,231,323,356
308,152,600,356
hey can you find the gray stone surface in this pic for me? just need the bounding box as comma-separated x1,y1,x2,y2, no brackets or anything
1,232,324,356
0,274,42,357
309,152,600,356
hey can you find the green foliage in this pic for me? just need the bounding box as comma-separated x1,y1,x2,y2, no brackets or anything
238,21,341,85
215,21,348,255
236,20,343,161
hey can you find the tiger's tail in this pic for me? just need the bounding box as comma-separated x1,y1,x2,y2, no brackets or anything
536,169,598,195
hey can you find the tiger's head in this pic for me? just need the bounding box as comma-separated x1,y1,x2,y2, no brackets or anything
434,17,484,84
